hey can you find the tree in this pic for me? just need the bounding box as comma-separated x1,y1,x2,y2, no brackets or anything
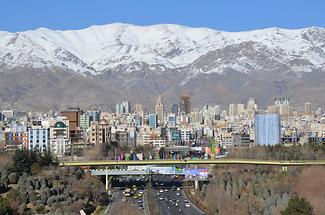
281,196,313,215
31,163,42,176
0,197,12,215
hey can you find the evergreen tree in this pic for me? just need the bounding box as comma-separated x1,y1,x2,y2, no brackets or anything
0,197,12,215
281,196,313,215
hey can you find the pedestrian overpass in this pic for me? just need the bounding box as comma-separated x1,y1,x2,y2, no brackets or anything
59,159,325,192
60,159,325,167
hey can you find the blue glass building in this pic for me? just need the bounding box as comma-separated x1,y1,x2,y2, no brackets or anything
149,114,157,129
255,114,281,145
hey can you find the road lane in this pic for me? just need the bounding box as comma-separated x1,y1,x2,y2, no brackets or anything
152,187,205,215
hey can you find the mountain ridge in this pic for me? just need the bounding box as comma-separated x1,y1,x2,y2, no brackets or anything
0,23,325,110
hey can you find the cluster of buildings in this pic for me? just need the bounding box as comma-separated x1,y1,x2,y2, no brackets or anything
1,96,325,159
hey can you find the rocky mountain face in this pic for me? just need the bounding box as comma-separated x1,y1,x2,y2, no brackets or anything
0,23,325,111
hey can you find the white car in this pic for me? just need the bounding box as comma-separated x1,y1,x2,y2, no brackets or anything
160,189,164,193
177,187,181,191
176,193,181,196
184,203,191,208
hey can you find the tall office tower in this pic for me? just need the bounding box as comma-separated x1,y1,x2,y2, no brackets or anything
237,104,245,115
149,114,157,129
247,97,257,113
274,98,291,115
134,103,143,113
80,112,91,130
213,105,221,115
115,103,124,114
180,95,191,114
171,104,179,116
229,104,237,116
123,101,131,113
89,109,101,122
255,114,281,145
155,96,164,124
304,102,312,115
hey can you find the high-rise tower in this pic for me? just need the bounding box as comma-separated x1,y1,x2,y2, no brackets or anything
180,95,191,114
155,96,164,124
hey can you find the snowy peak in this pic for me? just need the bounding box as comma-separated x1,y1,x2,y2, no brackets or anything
0,23,325,75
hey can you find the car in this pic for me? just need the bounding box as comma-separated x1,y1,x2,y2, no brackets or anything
176,193,181,196
138,206,144,210
184,199,189,203
122,197,127,202
156,192,160,196
159,197,164,201
160,189,164,193
184,203,191,208
177,187,181,191
138,200,143,203
164,189,168,192
175,203,179,207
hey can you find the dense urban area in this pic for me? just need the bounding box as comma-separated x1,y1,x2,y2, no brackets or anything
1,96,325,214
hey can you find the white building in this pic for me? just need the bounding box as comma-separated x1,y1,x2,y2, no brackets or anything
49,118,71,158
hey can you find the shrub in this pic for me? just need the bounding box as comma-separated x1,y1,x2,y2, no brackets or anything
281,196,313,215
0,197,12,215
8,172,18,184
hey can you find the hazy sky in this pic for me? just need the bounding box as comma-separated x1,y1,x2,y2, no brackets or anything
1,0,324,32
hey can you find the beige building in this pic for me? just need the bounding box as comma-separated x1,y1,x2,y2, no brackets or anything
88,119,110,145
229,104,237,116
304,102,312,115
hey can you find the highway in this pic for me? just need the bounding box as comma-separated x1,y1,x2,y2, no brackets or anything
60,159,325,167
108,189,145,215
149,175,205,215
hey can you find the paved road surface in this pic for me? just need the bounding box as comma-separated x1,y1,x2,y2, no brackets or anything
152,187,205,215
108,189,145,215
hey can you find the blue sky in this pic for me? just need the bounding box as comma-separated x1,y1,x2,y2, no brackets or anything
1,0,324,32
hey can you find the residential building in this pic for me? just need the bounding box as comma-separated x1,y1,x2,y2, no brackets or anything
4,125,28,152
61,108,83,143
49,118,70,158
28,123,49,152
167,114,176,128
89,119,110,145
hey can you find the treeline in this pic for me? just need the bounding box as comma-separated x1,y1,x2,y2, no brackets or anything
0,149,109,214
187,166,314,215
228,144,325,160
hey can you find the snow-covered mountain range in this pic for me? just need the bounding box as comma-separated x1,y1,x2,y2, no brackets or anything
1,23,325,110
1,23,324,76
